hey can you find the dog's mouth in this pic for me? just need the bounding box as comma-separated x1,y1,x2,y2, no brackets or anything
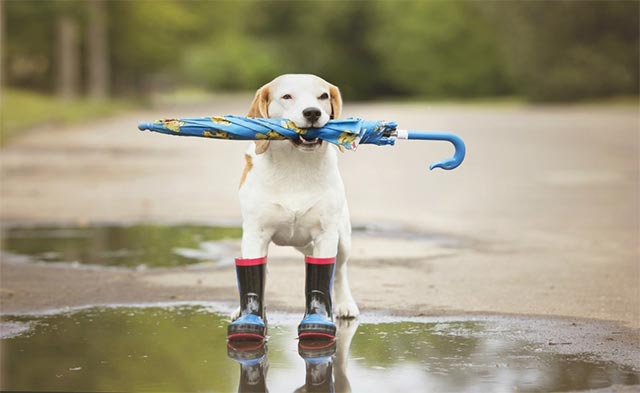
292,135,323,149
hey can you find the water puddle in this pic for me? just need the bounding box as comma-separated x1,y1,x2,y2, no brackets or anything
0,224,241,268
0,223,464,269
1,305,637,392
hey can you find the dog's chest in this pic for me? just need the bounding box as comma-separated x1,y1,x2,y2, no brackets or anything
248,178,343,247
240,145,345,246
270,200,324,246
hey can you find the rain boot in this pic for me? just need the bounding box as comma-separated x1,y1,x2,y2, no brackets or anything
298,256,336,340
227,256,267,341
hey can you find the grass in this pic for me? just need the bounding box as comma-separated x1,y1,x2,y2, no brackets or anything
0,89,136,145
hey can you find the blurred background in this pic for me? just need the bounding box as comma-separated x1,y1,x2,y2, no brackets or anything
1,0,638,142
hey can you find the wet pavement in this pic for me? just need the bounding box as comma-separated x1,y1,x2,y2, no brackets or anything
1,222,638,392
1,304,638,392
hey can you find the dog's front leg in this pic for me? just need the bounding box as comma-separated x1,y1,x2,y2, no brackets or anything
297,231,341,339
240,223,272,258
311,232,339,258
229,224,272,323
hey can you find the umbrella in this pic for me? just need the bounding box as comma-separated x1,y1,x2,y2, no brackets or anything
138,115,465,170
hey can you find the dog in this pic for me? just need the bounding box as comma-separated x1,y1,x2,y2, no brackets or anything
233,74,359,322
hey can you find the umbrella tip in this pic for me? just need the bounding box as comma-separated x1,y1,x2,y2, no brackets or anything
138,122,151,131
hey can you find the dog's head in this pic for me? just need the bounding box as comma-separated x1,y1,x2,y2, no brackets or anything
247,74,342,153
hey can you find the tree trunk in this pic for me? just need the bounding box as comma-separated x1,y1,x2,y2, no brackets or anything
88,0,109,99
56,14,80,100
0,0,5,91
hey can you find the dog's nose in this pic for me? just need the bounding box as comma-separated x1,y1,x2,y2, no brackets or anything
302,107,321,123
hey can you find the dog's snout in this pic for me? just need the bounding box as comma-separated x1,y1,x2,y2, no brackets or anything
302,107,321,123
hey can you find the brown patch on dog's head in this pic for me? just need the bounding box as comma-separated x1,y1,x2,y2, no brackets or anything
247,83,271,155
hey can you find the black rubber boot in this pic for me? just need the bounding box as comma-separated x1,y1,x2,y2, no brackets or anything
298,256,336,340
227,257,267,341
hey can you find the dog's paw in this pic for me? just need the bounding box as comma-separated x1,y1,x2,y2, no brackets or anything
334,300,359,319
230,306,241,322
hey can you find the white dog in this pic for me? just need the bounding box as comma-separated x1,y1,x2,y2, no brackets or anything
230,74,359,337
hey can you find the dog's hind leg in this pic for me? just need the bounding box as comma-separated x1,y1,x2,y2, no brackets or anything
334,214,359,319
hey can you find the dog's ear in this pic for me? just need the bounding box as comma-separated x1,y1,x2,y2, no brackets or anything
247,83,270,118
247,83,271,154
329,84,342,120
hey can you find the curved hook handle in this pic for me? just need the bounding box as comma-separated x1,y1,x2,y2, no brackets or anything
402,131,466,170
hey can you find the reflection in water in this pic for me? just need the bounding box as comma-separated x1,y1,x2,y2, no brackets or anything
0,223,460,269
0,224,241,267
227,341,269,393
1,305,638,392
296,340,336,393
229,320,358,393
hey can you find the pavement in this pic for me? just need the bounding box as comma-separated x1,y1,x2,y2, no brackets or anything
0,97,638,334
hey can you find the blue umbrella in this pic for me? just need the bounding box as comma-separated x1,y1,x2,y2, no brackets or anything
138,115,465,170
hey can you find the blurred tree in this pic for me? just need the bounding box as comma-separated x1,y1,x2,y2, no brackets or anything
3,0,638,102
248,1,385,99
0,0,5,90
56,12,80,100
483,1,639,101
5,1,75,93
108,0,205,95
367,1,510,98
180,1,285,91
87,0,109,99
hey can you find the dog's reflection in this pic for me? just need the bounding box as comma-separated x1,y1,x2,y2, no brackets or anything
227,319,359,393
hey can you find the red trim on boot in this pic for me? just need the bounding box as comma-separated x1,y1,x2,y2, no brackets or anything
235,257,267,266
299,332,336,340
305,256,336,265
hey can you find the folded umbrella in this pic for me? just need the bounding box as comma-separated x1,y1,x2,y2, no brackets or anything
138,115,465,170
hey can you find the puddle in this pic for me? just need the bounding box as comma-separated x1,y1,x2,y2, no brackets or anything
0,223,465,270
0,224,241,268
1,305,637,392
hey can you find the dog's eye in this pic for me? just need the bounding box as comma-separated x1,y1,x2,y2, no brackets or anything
319,93,329,100
282,94,293,100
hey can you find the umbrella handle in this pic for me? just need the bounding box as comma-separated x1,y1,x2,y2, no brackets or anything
395,130,466,170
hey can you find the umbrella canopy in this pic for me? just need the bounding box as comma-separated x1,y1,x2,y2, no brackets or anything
138,116,396,151
138,115,465,170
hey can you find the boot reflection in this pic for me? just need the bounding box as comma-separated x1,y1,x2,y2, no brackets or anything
227,341,269,393
296,340,336,393
296,319,360,393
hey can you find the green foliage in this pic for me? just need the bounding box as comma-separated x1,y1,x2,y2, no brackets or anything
368,1,511,98
3,0,639,102
4,1,58,91
183,35,285,91
482,1,640,101
247,1,386,99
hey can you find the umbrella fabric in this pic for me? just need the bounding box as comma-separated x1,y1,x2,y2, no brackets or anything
138,115,398,151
